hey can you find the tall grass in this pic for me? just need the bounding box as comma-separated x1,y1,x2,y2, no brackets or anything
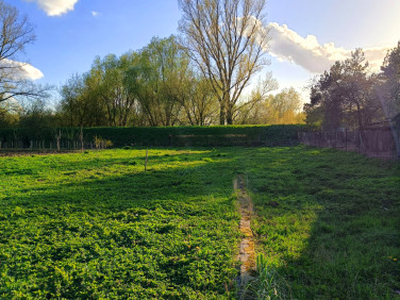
242,254,291,300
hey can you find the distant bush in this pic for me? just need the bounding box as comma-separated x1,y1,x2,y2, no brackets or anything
93,135,113,149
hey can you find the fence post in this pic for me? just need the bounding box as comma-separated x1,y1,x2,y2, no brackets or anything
333,128,337,148
144,149,149,172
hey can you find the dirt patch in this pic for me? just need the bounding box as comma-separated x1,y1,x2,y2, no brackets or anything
234,174,256,286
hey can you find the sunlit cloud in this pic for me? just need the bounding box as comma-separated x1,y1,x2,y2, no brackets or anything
0,59,44,81
19,63,44,80
267,22,392,73
25,0,79,17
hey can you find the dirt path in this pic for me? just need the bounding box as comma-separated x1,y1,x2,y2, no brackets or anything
234,174,256,286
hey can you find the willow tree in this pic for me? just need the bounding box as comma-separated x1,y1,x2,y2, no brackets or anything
178,0,270,125
127,36,191,126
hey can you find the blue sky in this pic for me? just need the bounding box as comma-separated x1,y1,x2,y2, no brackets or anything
7,0,400,102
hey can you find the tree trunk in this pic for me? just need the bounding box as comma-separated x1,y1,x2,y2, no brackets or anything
226,103,234,125
219,103,226,125
219,95,229,125
226,115,233,125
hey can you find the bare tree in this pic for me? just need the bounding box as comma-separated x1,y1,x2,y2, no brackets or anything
0,1,43,103
233,71,277,122
178,0,270,124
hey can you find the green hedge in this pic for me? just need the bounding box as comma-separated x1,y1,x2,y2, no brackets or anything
0,125,308,149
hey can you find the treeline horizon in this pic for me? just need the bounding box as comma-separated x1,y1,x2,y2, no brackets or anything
0,36,304,130
1,39,399,132
2,39,398,132
0,0,398,133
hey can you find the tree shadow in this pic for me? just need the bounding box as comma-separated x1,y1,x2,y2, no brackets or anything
247,147,400,299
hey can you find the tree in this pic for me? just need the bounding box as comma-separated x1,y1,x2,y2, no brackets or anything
91,54,138,127
179,75,219,125
60,54,140,127
0,100,20,127
235,72,277,123
178,0,270,125
379,41,400,157
58,37,194,128
380,41,400,120
127,36,190,126
268,88,302,124
0,1,44,103
19,99,54,129
305,49,382,130
238,87,303,124
60,74,93,127
305,61,345,130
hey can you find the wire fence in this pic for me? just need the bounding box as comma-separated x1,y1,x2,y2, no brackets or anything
0,139,112,151
299,127,400,160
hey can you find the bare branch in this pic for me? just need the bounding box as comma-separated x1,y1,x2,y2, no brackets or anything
0,1,37,104
178,0,270,124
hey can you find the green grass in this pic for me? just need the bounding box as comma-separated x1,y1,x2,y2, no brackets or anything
244,147,400,299
0,146,399,299
0,149,241,299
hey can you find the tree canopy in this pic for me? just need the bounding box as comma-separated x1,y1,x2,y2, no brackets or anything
380,41,400,122
304,49,388,130
58,36,223,127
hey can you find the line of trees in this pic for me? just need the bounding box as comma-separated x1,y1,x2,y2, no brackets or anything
2,0,399,131
57,35,235,127
0,0,305,129
304,43,400,131
56,35,302,127
1,39,303,129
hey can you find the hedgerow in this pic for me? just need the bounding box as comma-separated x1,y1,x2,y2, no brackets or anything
0,125,308,149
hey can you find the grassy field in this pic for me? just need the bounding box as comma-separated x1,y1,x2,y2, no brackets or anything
244,147,400,299
0,149,241,299
0,147,399,299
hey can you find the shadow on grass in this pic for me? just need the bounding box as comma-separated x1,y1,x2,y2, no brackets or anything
3,146,398,298
246,147,400,299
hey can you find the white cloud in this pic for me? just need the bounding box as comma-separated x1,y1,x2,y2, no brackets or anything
91,11,101,17
25,0,79,17
267,22,391,73
0,59,44,81
18,63,44,80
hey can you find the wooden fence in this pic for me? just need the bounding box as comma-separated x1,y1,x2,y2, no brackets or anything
299,127,400,159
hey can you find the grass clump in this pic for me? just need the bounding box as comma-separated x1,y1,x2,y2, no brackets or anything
242,254,291,300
